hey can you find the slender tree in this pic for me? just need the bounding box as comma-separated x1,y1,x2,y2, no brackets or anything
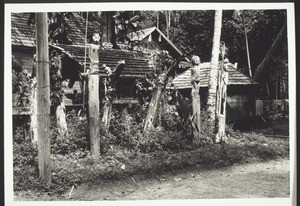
207,10,222,138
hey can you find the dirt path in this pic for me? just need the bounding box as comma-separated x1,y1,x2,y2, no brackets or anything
68,158,290,200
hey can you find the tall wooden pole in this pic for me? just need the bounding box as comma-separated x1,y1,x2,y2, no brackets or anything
36,12,51,186
88,74,100,156
215,42,227,143
242,11,252,77
88,40,101,156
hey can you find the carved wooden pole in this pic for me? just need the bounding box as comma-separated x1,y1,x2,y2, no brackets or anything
190,55,201,143
30,61,38,143
88,36,100,156
101,61,125,132
216,42,228,143
143,56,176,132
36,12,51,186
143,85,164,131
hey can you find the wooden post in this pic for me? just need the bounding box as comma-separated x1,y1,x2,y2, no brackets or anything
143,87,164,131
88,40,101,156
190,55,201,142
88,74,100,156
101,61,125,132
216,42,228,143
36,12,51,186
30,76,38,143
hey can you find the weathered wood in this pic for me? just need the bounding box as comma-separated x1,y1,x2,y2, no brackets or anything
143,57,177,132
36,12,51,186
56,101,68,139
143,86,164,131
215,43,228,143
30,77,37,143
101,61,125,132
101,99,113,131
88,74,100,156
207,10,222,136
190,55,201,142
191,83,201,142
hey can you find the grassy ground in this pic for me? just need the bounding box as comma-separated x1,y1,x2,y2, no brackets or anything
13,131,289,201
14,158,290,200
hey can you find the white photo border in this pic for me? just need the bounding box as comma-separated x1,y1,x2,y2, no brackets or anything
4,2,296,206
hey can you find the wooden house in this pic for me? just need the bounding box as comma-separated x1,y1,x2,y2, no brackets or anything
11,12,155,110
171,62,259,122
11,12,259,122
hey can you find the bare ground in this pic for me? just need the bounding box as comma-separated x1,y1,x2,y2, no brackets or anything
63,158,290,201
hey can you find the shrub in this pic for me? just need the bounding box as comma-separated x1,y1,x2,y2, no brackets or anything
13,126,39,191
51,111,89,156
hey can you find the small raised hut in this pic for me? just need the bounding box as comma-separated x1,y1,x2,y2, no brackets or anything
171,62,259,122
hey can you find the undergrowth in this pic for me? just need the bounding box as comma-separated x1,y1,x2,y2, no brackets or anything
13,108,289,197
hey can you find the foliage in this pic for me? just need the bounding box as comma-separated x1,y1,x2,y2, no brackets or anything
49,50,64,108
51,110,89,155
13,126,39,191
28,12,73,44
113,11,141,46
12,56,32,107
13,105,289,196
135,51,176,105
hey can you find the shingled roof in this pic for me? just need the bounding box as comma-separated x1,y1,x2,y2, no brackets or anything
11,12,100,47
51,44,152,78
11,12,152,78
172,62,257,89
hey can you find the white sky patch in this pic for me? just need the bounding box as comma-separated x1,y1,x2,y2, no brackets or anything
4,2,296,206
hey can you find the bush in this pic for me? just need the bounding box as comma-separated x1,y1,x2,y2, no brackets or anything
13,126,39,191
51,111,89,156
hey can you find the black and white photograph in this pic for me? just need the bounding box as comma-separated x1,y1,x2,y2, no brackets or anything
4,2,296,206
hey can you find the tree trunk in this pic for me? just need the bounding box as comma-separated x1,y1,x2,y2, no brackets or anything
36,12,51,186
207,10,222,135
143,86,164,131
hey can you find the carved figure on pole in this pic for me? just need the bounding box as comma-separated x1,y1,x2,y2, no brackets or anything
190,55,202,142
88,32,101,156
215,42,228,143
89,33,101,74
